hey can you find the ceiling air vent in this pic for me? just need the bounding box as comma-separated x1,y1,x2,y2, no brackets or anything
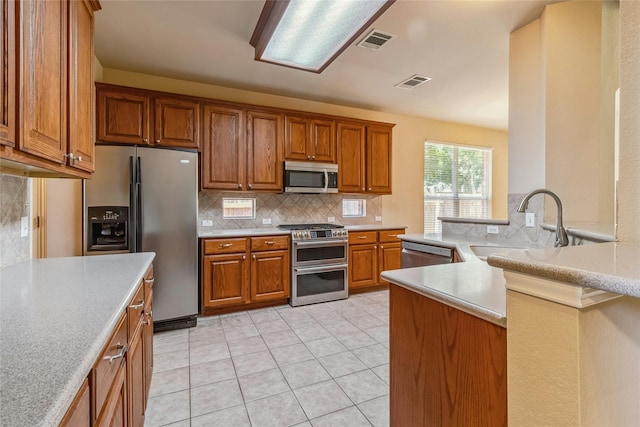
395,74,432,90
357,29,396,50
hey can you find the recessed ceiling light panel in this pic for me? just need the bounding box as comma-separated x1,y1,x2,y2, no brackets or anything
395,75,432,90
251,0,395,73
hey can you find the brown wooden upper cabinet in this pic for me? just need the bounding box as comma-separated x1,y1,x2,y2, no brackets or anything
96,83,200,150
337,121,393,194
0,0,101,177
284,114,336,163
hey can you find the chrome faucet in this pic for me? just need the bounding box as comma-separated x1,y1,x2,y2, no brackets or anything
517,189,569,247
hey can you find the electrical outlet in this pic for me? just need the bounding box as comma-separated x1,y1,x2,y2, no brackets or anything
262,218,272,225
20,216,29,237
525,212,536,227
375,216,382,222
487,225,499,234
202,220,213,227
327,217,335,223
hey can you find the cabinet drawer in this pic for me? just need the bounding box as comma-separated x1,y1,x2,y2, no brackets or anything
93,312,128,420
143,265,154,302
203,238,247,255
127,283,145,339
348,231,377,245
378,229,404,243
251,235,289,252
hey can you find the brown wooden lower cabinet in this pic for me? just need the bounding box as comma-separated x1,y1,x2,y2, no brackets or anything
59,378,90,427
389,284,507,426
348,229,404,292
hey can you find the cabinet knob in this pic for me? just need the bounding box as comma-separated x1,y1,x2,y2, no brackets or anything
242,255,246,260
307,155,311,160
380,245,384,249
155,139,160,144
238,184,242,189
368,188,372,191
252,254,256,259
143,319,151,325
248,184,252,189
143,138,149,143
374,245,378,249
311,156,315,160
362,188,365,191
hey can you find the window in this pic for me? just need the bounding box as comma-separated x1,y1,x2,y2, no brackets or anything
342,199,366,217
424,142,492,233
222,198,256,219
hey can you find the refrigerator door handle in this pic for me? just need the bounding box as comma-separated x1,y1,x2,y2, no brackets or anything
129,156,137,252
136,156,143,252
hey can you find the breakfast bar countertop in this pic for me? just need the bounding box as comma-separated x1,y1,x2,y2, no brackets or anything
0,252,156,427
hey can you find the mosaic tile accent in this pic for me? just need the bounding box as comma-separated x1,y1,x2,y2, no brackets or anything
1,174,31,269
198,191,382,229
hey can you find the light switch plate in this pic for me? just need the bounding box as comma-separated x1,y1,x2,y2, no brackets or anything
202,220,213,227
375,216,382,222
487,225,499,234
262,218,272,225
525,212,535,227
20,216,29,237
327,217,335,223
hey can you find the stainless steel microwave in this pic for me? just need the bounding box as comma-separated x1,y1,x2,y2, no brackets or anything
284,161,338,193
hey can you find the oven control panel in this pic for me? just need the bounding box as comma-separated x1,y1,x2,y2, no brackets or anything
291,229,348,240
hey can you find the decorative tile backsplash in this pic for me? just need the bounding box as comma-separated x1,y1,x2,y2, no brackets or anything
198,191,382,230
0,174,31,269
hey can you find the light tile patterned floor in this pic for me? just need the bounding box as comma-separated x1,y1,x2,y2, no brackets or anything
145,290,390,427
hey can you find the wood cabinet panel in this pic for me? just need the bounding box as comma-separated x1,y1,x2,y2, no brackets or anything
0,0,16,147
19,0,67,163
143,293,153,405
127,320,145,427
366,126,392,194
60,378,90,427
310,119,335,162
348,231,377,245
202,104,245,190
154,97,200,149
250,235,289,252
284,114,335,163
390,285,507,427
349,243,378,289
378,242,401,285
97,88,150,145
284,115,309,161
95,361,127,427
203,238,247,255
202,253,249,309
378,229,404,243
337,122,365,193
127,284,145,339
246,110,283,191
250,249,290,301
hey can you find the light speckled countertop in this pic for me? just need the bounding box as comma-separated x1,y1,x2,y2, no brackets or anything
344,224,407,231
0,253,155,427
487,242,640,298
198,225,407,238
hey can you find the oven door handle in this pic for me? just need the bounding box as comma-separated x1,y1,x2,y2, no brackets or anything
294,264,348,273
293,239,348,247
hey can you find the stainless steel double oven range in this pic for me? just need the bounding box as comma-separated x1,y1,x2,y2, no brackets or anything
278,224,348,307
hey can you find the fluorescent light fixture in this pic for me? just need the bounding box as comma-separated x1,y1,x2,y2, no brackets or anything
250,0,395,73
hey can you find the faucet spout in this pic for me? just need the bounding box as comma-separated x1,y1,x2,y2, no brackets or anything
517,189,569,247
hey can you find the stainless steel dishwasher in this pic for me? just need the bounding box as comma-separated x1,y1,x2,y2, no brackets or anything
401,241,454,267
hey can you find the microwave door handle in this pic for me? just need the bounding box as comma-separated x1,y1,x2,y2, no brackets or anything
323,169,328,192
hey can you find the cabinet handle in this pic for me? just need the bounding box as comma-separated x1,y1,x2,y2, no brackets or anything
265,241,275,245
248,184,252,189
242,255,246,260
105,342,127,363
374,245,378,249
252,254,256,259
155,139,160,143
388,234,397,237
143,319,151,325
307,155,311,160
143,138,149,143
311,155,315,160
129,300,144,310
219,243,233,248
368,188,372,191
358,236,367,239
380,245,384,249
144,277,155,284
238,184,242,189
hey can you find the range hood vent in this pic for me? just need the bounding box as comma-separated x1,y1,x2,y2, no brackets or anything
395,74,432,90
357,29,395,50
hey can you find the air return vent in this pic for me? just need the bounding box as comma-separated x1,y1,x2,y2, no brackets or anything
395,74,432,90
357,29,396,50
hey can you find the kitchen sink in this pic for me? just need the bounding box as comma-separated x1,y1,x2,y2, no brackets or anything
469,244,527,261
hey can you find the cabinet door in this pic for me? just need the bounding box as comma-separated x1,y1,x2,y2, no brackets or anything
19,0,67,163
154,96,200,149
96,363,127,427
67,0,97,172
202,253,249,309
378,242,401,285
202,104,245,190
143,293,153,406
349,243,378,289
0,0,16,147
337,122,365,193
59,378,90,427
366,126,392,194
251,249,290,301
247,110,283,191
284,115,310,161
127,322,145,427
96,86,151,145
310,119,335,163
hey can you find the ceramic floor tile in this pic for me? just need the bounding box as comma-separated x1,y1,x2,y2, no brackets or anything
221,313,255,329
153,349,189,373
196,315,221,328
190,358,236,388
334,369,389,404
270,342,315,366
304,336,347,358
279,359,332,390
238,368,291,402
245,391,308,427
352,344,389,368
262,329,302,349
291,325,332,342
255,318,291,335
144,390,190,427
371,364,389,385
310,406,372,427
358,395,390,427
153,331,189,355
227,335,269,357
224,324,260,342
148,366,190,398
190,378,244,417
248,308,282,323
189,341,230,365
190,405,251,427
189,325,226,346
232,350,278,377
293,380,353,419
363,325,389,344
336,330,378,350
318,351,368,378
348,314,385,330
157,420,190,427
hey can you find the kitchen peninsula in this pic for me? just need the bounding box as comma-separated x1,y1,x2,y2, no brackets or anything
0,253,155,427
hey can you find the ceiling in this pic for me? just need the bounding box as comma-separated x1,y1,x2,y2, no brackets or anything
94,0,558,130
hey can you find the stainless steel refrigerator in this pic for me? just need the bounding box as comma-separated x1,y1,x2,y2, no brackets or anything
83,145,198,331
